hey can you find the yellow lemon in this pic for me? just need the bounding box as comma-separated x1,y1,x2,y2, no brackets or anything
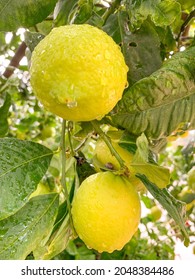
71,171,141,253
30,24,128,121
187,166,195,191
94,138,146,192
150,206,162,221
94,138,133,170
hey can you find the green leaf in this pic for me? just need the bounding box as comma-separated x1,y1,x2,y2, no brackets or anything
0,138,53,220
75,244,96,260
0,193,59,260
25,31,45,53
137,174,189,246
133,163,170,189
52,179,76,233
177,0,195,10
0,94,11,137
118,131,137,154
102,14,121,44
74,0,93,24
131,134,170,188
104,13,162,86
154,26,176,58
74,122,93,139
34,21,53,36
112,46,195,139
133,133,149,162
0,31,5,50
141,194,154,209
33,179,76,260
127,0,181,30
53,0,78,26
75,151,96,184
34,215,73,260
0,0,57,31
66,240,96,260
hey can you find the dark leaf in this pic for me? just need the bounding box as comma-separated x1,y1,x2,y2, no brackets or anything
104,13,162,86
75,151,96,184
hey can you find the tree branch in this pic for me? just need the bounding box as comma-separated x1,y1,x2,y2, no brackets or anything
3,41,27,79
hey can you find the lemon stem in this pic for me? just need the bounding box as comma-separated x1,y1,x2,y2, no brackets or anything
91,120,125,169
61,119,74,230
67,121,75,157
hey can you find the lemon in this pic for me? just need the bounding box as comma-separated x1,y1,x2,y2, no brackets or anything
187,166,195,191
150,206,162,221
94,138,146,192
94,138,134,170
71,171,141,253
30,24,128,121
40,126,55,140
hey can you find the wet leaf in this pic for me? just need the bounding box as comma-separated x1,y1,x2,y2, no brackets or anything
0,193,59,260
74,0,93,24
25,31,45,53
131,134,170,188
34,214,73,260
104,13,162,86
53,0,78,26
0,138,53,220
0,0,57,31
112,46,195,139
126,0,181,30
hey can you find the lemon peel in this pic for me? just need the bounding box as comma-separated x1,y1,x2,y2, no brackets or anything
94,138,134,170
93,138,146,192
30,24,128,121
71,171,141,253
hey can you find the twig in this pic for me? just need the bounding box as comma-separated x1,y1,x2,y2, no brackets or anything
61,119,74,230
67,121,75,157
177,9,195,42
75,136,90,152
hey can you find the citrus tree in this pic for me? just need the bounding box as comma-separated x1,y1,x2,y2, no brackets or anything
0,0,195,260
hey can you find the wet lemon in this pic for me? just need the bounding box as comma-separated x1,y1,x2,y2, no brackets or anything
71,171,141,253
94,138,134,170
94,138,146,192
30,24,128,121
